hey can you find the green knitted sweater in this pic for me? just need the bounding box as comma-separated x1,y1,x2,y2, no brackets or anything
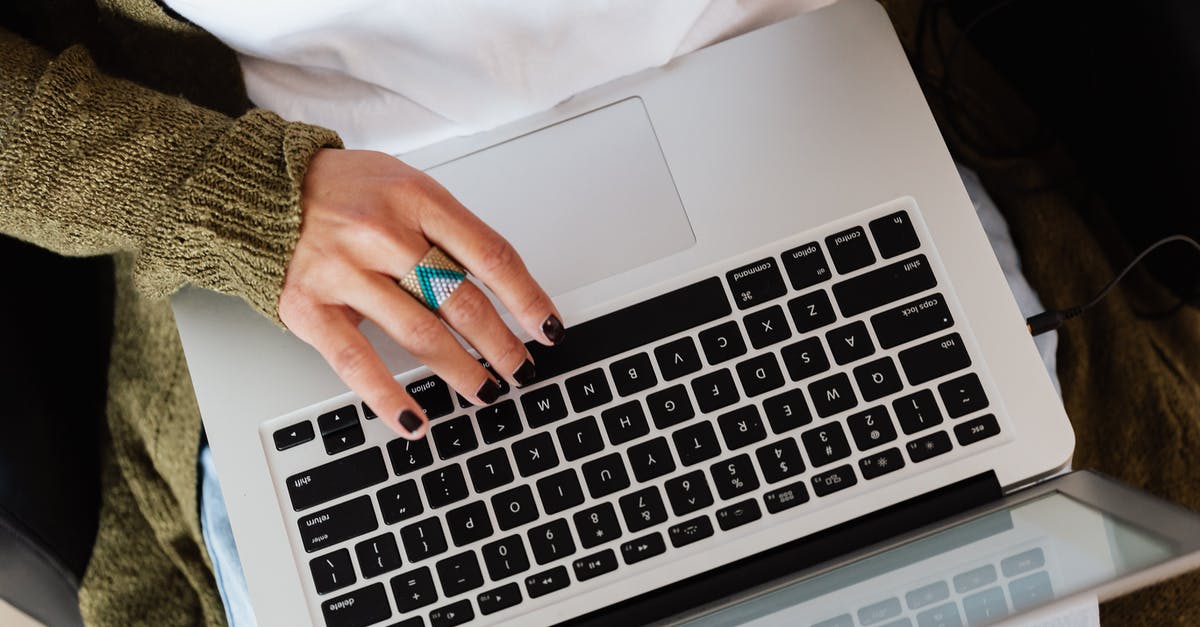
1,2,339,624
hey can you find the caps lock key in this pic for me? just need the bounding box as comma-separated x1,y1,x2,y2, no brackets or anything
726,257,787,310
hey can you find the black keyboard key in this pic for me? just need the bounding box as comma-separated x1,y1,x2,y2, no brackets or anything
458,358,511,408
893,389,943,435
801,423,852,468
833,254,937,318
858,447,905,479
408,376,454,419
392,567,438,612
537,469,585,515
619,486,669,532
428,599,474,627
582,453,631,498
744,305,793,349
847,406,898,451
736,353,785,397
311,549,356,595
557,416,605,461
939,373,989,418
521,384,569,428
355,533,404,579
361,402,376,420
717,405,768,450
762,388,813,434
565,368,613,413
288,447,388,512
525,565,570,599
478,582,522,616
673,421,722,466
853,357,904,402
445,501,494,547
491,485,538,531
646,384,696,429
387,438,435,479
299,496,378,553
528,519,576,565
826,226,876,274
610,353,658,397
323,424,365,455
869,210,920,259
436,552,484,597
476,399,523,444
621,533,666,565
780,337,830,383
318,405,359,435
573,503,623,549
781,241,832,290
400,517,448,563
955,414,1001,446
710,454,760,500
788,290,837,333
808,373,858,417
763,481,810,514
715,499,762,531
378,480,424,525
665,470,715,516
274,420,314,451
691,369,740,414
512,431,559,477
431,415,478,460
527,277,730,382
755,439,805,483
811,464,858,497
627,437,677,482
654,337,703,381
322,583,392,627
466,449,513,494
572,549,619,582
669,516,714,548
726,257,787,310
698,321,748,365
907,430,953,462
481,535,530,580
899,333,971,386
826,321,875,365
871,293,954,349
421,465,469,509
601,400,650,445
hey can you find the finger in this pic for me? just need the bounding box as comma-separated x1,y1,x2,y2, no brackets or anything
345,271,503,406
438,279,537,388
303,307,429,439
416,188,565,346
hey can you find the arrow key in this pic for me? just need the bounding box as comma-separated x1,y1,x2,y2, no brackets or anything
478,582,523,616
322,423,364,455
273,420,315,451
429,599,474,627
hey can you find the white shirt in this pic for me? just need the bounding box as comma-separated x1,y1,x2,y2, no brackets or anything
166,0,833,154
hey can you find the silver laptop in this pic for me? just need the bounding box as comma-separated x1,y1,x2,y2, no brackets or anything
171,1,1200,625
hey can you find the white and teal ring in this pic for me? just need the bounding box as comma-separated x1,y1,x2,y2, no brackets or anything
397,246,468,311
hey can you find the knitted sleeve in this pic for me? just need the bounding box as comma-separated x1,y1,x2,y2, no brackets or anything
0,27,342,321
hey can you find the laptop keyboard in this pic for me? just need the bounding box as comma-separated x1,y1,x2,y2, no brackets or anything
262,201,1010,627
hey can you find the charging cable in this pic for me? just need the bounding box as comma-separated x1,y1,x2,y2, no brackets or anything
1026,234,1200,336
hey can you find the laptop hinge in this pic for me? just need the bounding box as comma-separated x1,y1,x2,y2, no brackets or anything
564,470,1003,627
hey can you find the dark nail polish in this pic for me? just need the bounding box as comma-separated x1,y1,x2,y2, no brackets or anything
398,410,423,433
542,314,566,345
512,359,537,387
477,378,502,405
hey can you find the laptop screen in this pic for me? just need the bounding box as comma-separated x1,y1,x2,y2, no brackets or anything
677,492,1175,626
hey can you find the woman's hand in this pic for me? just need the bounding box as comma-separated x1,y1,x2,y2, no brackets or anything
279,149,564,439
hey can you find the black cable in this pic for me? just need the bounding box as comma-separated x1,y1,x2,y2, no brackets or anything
1026,234,1200,336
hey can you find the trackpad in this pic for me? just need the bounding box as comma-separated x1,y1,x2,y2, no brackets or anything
426,98,695,297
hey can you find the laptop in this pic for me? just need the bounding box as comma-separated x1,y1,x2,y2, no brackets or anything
171,1,1200,625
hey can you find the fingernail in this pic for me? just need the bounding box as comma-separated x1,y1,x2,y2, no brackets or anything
398,410,424,434
512,359,537,387
476,378,502,405
542,314,565,345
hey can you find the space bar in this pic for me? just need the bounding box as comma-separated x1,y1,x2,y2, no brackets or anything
527,277,731,382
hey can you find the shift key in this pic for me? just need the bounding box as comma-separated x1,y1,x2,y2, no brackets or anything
832,255,936,318
286,447,388,511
